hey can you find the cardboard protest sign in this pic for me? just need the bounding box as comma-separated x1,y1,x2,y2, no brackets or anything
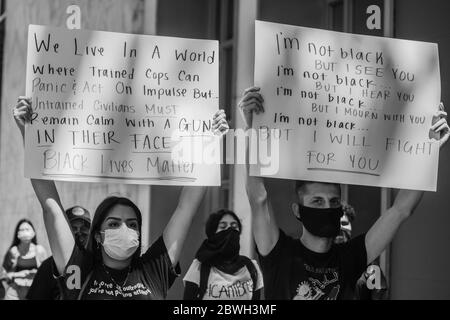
253,20,441,191
25,25,220,186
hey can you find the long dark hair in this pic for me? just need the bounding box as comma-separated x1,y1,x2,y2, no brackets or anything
10,219,37,249
205,209,242,238
86,197,143,266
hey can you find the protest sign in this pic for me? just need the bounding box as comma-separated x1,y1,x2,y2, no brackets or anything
252,20,441,191
25,25,220,186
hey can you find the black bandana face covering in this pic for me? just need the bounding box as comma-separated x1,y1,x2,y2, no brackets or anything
296,205,344,238
196,228,243,274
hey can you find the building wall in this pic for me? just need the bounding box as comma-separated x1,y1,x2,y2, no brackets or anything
0,0,152,268
1,0,449,300
153,0,211,299
390,0,450,300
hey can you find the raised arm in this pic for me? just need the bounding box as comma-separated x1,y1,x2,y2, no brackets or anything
163,109,229,265
239,87,279,256
13,97,74,274
365,104,449,264
365,189,423,264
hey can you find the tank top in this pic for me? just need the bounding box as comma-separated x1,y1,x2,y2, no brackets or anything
15,255,38,272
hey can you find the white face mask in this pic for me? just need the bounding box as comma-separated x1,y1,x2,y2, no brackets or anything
18,230,35,242
101,223,139,261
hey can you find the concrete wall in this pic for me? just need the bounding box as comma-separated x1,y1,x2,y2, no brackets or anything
0,0,152,268
2,0,449,300
153,0,211,300
390,0,450,300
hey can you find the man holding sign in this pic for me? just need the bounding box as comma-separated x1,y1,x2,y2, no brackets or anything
240,86,448,300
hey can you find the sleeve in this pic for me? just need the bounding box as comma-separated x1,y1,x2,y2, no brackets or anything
353,274,371,300
257,228,288,272
140,236,181,294
252,289,262,301
26,258,56,300
50,258,61,278
183,281,200,300
251,259,264,291
62,246,91,277
182,259,201,286
58,246,92,300
340,233,368,286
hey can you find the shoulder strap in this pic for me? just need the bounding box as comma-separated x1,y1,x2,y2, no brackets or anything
198,263,211,300
76,270,94,300
243,258,258,290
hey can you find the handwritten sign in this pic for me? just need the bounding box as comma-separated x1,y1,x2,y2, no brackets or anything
253,20,440,191
25,25,220,186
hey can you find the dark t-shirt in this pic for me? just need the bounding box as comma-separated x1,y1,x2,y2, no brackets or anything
26,257,60,300
60,236,180,300
258,229,367,300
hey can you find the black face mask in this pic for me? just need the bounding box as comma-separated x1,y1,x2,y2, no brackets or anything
196,228,240,264
296,205,344,238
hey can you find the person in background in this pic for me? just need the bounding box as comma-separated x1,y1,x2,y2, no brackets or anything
183,209,263,300
0,268,8,299
14,97,229,300
1,219,48,300
334,202,356,245
0,280,4,299
26,206,91,300
335,203,388,300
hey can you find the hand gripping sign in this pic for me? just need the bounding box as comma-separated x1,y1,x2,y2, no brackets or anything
25,25,220,186
252,21,441,191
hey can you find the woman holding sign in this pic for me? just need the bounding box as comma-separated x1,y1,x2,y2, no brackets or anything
13,97,229,300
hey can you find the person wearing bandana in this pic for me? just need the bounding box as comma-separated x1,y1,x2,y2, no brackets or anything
183,209,263,300
238,86,450,300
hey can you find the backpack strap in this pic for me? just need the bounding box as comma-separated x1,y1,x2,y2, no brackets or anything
197,263,211,300
198,258,259,300
243,258,258,293
76,270,94,300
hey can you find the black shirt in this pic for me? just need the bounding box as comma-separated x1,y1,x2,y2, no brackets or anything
60,236,180,300
26,257,60,300
258,229,367,300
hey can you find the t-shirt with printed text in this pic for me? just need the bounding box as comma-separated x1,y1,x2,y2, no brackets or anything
60,236,180,300
183,258,264,300
258,229,367,300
